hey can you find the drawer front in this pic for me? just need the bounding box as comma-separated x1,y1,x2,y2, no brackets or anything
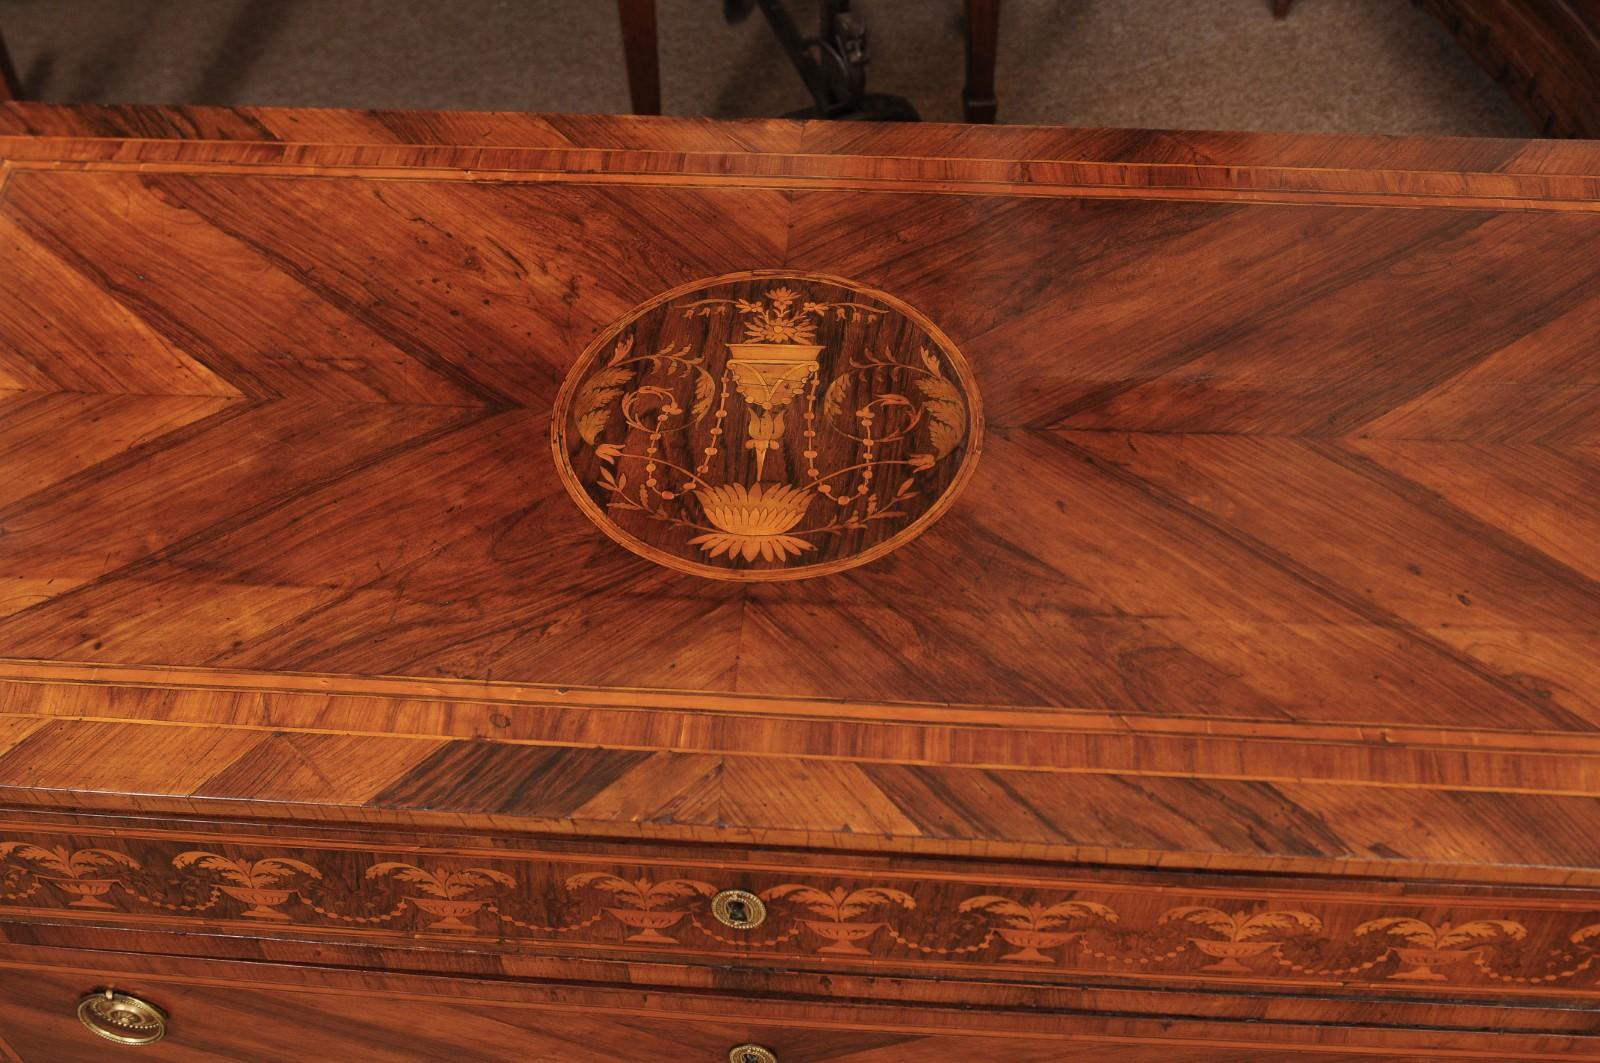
2,819,1600,998
0,947,1594,1062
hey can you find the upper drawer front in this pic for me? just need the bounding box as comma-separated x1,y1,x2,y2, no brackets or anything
2,819,1599,998
2,946,1595,1063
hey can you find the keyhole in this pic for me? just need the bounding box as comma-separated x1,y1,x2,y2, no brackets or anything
712,889,765,930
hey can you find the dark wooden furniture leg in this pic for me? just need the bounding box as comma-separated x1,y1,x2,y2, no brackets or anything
0,25,21,101
1413,0,1600,138
962,0,999,123
617,0,661,115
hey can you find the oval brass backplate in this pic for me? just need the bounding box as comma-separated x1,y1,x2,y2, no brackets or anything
77,989,168,1046
729,1045,778,1063
711,889,767,930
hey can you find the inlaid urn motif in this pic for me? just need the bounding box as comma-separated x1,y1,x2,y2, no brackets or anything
552,271,982,580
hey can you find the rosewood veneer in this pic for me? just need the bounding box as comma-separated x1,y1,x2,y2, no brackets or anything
0,102,1597,1060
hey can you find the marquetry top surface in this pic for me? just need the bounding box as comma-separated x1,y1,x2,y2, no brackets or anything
553,270,980,579
1,103,1598,739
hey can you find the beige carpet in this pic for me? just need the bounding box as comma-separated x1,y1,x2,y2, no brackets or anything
0,0,1531,136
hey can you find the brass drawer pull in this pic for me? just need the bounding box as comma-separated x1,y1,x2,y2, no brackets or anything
711,889,766,930
78,989,167,1046
729,1046,777,1063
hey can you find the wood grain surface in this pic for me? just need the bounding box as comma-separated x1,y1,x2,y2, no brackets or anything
4,940,1598,1062
1,102,1598,1058
0,810,1599,997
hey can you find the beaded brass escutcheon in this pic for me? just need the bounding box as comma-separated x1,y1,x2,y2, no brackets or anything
552,271,982,580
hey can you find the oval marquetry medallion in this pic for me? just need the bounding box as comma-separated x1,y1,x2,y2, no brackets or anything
553,271,982,580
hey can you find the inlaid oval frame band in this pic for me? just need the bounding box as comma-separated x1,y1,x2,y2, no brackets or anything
552,270,984,581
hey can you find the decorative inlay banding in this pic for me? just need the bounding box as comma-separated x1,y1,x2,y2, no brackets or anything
6,832,1599,991
553,271,982,580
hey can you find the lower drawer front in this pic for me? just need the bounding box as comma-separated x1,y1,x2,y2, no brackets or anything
3,966,1074,1063
0,950,1596,1063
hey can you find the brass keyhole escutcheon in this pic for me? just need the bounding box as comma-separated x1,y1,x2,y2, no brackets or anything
729,1045,778,1063
711,889,767,930
77,989,168,1046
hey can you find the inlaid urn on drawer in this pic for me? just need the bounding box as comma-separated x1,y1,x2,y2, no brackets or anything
0,101,1597,1061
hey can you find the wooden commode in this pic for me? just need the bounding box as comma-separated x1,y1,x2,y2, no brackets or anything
0,102,1597,1060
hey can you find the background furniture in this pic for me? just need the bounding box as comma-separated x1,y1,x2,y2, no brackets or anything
1411,0,1600,138
1272,0,1599,137
615,0,1600,130
618,0,1000,121
961,0,998,122
617,0,661,115
0,26,18,100
0,2,1541,132
0,101,1598,1060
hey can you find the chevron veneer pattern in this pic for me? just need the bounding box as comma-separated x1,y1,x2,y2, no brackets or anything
1,102,1598,1060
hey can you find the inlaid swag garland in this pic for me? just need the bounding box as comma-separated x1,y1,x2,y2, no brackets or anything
3,841,1599,986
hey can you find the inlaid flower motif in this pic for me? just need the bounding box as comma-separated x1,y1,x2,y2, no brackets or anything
0,844,140,881
1160,905,1322,973
565,873,716,943
735,286,825,344
0,844,140,910
688,483,815,562
366,862,517,931
1355,917,1526,981
960,896,1118,963
762,884,916,955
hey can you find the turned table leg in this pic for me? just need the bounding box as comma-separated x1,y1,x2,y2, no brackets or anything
0,25,21,101
962,0,999,123
616,0,662,115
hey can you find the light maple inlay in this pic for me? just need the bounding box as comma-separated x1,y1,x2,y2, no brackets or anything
1,101,1598,1062
553,271,980,579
